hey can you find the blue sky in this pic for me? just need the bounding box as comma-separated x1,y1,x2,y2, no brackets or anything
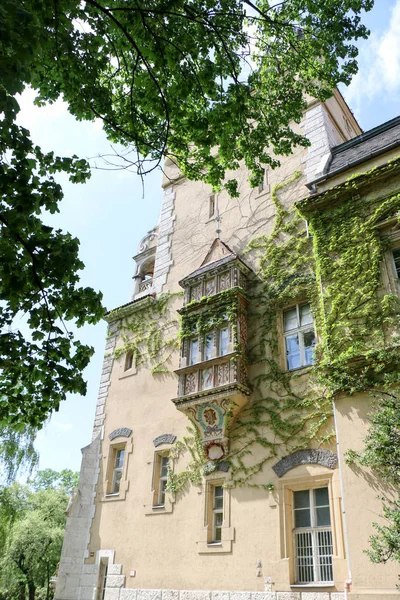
16,0,400,475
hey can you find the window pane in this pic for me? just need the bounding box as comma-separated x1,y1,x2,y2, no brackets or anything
215,513,223,527
214,486,223,497
214,497,223,509
161,457,169,477
220,328,229,356
113,469,122,493
294,508,311,528
294,490,310,509
283,307,297,332
209,195,215,218
205,333,213,361
115,450,125,469
190,339,198,365
303,330,316,365
286,334,300,370
203,368,213,388
205,279,215,296
315,487,329,507
316,507,331,527
300,303,313,326
214,527,222,542
393,248,400,277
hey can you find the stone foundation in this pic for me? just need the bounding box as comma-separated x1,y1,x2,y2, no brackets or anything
104,589,344,600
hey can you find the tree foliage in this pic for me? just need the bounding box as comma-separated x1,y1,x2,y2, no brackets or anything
0,471,77,600
0,0,373,427
346,393,400,566
0,425,38,484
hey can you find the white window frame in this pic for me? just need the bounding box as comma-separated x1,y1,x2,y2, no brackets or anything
157,455,169,506
189,325,230,365
283,303,316,370
211,485,224,543
392,247,400,279
189,338,199,365
110,448,125,494
218,326,229,357
293,487,333,585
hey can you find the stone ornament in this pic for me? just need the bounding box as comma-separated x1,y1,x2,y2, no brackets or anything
109,427,133,441
153,434,177,447
272,449,338,478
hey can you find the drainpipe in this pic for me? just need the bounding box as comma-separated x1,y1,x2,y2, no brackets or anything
332,399,352,598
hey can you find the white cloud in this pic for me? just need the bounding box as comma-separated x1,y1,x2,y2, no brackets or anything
345,1,400,115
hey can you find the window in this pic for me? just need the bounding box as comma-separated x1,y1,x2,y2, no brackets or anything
188,326,230,366
293,487,333,584
110,448,125,494
209,194,216,218
197,476,234,553
211,485,224,543
258,169,266,193
190,338,199,365
205,278,215,296
124,350,133,371
393,247,400,279
219,327,229,356
157,455,169,506
96,558,109,600
204,332,213,361
283,303,316,370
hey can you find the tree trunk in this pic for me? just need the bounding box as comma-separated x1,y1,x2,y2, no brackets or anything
28,581,35,600
18,581,26,600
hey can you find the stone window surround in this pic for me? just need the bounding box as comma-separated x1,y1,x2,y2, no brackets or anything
197,471,235,554
145,441,176,516
100,436,134,502
378,216,400,296
276,468,346,589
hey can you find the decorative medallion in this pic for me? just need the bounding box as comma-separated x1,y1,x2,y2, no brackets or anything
204,440,225,461
198,403,224,437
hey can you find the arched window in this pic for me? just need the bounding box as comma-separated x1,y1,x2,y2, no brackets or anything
125,350,133,371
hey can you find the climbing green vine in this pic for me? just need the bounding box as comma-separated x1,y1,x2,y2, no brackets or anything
111,292,182,374
168,161,400,497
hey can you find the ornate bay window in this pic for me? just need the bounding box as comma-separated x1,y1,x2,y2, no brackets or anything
172,239,252,462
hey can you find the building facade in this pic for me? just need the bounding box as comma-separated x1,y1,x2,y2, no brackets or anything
55,93,400,600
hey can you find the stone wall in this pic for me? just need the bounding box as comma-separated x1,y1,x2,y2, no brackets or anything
104,589,344,600
54,435,101,600
303,105,343,183
55,327,119,600
153,186,176,294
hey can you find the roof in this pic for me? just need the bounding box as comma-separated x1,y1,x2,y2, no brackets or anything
311,115,400,185
179,238,252,287
105,293,153,321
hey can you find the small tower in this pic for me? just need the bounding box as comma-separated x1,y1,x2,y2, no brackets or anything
131,227,158,299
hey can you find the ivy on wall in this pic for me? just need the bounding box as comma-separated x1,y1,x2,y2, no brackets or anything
179,287,246,355
168,162,400,495
110,293,182,374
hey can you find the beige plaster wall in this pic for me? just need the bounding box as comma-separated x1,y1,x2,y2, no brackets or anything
56,94,400,600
